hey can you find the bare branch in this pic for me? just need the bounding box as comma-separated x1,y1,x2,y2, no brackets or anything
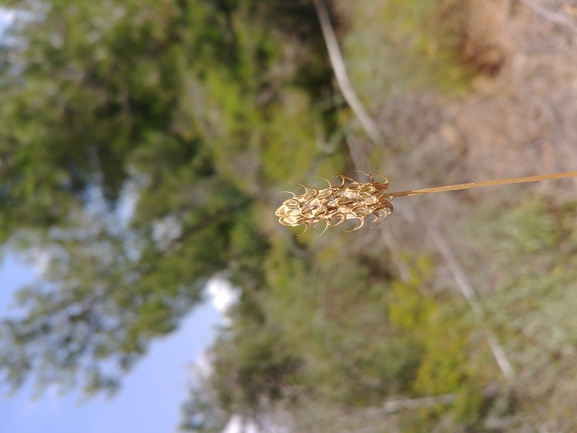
312,0,384,145
432,231,515,381
519,0,577,32
381,394,455,414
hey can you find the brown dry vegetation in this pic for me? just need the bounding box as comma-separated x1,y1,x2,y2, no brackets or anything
280,0,577,431
335,0,577,272
339,0,577,172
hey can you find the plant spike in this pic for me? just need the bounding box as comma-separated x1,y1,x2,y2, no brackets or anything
275,171,577,237
275,173,394,237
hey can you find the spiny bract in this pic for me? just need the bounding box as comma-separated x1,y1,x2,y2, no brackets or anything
275,171,394,237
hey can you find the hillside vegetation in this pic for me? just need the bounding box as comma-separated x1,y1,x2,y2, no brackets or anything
1,0,577,432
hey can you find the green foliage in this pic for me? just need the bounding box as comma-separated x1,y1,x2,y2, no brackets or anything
388,257,497,425
337,0,480,119
0,0,341,396
183,242,421,428
470,198,577,423
3,0,576,432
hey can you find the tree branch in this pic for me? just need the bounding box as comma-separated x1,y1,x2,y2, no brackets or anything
312,0,384,146
519,0,577,32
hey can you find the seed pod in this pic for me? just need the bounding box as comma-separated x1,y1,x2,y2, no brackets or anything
275,171,394,237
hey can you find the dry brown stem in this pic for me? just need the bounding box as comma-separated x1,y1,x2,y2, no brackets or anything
389,171,577,197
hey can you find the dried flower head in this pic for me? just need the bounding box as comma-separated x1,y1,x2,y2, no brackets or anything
276,170,577,237
275,171,394,237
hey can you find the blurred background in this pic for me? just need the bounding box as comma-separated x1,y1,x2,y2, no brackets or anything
1,0,577,432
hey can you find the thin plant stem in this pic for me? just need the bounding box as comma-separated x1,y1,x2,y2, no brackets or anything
389,171,577,198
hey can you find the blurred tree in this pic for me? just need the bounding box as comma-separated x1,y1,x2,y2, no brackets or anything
0,0,343,396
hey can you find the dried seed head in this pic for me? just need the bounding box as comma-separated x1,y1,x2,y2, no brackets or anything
276,170,577,237
275,171,394,237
